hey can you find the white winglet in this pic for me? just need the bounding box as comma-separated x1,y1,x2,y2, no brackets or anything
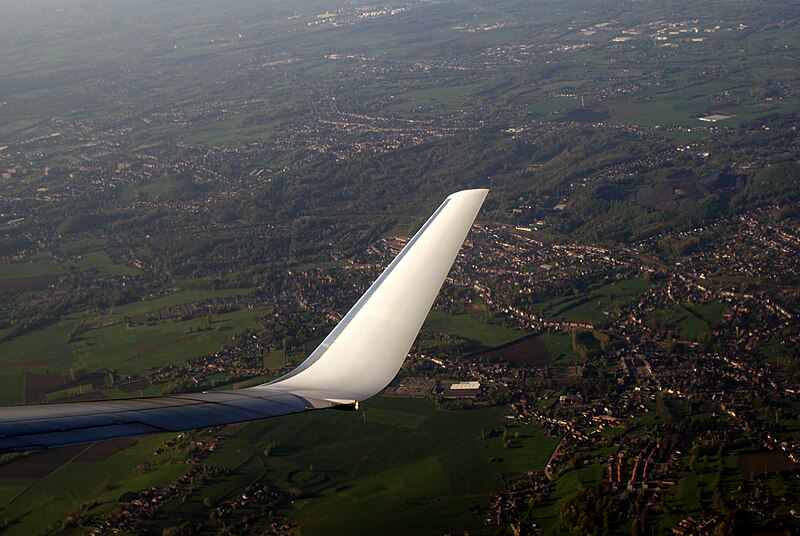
261,188,488,405
0,189,488,452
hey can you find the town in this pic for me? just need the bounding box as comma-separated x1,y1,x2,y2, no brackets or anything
0,0,798,534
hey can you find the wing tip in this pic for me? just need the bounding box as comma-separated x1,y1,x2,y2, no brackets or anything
447,188,489,201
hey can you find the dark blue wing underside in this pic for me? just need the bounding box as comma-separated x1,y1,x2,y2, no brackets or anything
0,389,310,452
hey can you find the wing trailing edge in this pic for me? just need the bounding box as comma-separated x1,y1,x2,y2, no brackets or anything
0,189,488,453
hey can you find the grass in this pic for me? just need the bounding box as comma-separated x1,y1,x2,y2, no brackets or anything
0,435,187,535
488,424,559,475
70,251,137,277
0,263,61,279
689,302,726,326
362,397,434,428
270,403,551,535
0,372,25,405
113,288,253,316
533,278,650,325
530,464,604,533
672,470,702,511
666,455,729,522
59,239,137,276
0,317,79,370
121,177,172,200
564,278,649,322
262,349,288,369
525,95,581,115
423,310,526,349
0,480,31,508
648,301,726,340
0,288,259,393
73,308,264,374
382,81,487,114
60,238,106,255
131,398,557,535
540,332,582,364
181,116,277,145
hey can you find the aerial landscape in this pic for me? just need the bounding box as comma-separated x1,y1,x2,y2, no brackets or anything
0,0,798,534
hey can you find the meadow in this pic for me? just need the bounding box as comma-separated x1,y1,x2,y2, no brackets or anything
155,397,557,535
0,288,258,404
423,309,526,349
648,301,727,341
0,397,558,535
0,435,189,535
532,278,650,325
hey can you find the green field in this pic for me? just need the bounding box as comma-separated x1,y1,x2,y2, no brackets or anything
0,318,79,370
0,263,62,279
525,95,581,115
58,239,138,277
262,348,289,369
0,435,189,535
0,288,262,404
648,301,727,340
540,332,583,364
198,398,555,535
423,310,527,348
60,238,106,255
0,372,25,405
182,116,278,145
70,251,137,277
534,278,650,324
0,289,256,371
114,288,253,316
0,398,557,535
530,464,604,533
383,81,489,115
121,177,173,200
72,308,264,375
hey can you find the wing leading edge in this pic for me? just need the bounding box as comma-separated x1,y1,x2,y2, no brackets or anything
0,189,488,453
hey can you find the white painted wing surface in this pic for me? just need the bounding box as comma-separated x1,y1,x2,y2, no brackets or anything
261,188,489,403
0,189,488,453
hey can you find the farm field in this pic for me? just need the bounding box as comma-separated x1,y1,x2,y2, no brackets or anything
0,397,558,535
0,436,190,535
648,301,727,340
740,451,795,479
113,288,253,316
71,307,264,375
0,262,62,292
165,397,555,535
529,464,605,533
539,332,583,365
423,310,527,349
0,263,62,279
0,288,261,404
69,251,136,277
532,278,650,325
476,333,552,367
60,239,137,277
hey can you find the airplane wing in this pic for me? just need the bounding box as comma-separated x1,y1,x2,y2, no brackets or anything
0,189,488,453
